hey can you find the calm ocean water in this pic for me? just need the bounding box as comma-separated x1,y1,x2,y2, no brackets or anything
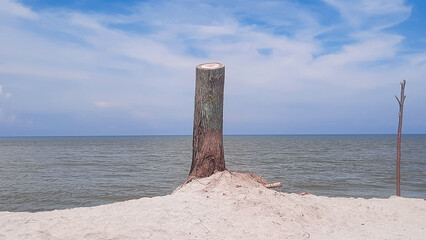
0,135,425,212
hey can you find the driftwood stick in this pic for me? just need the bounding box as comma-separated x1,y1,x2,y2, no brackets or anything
264,182,283,188
396,79,406,197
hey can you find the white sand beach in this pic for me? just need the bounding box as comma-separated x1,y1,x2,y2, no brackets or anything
1,171,425,240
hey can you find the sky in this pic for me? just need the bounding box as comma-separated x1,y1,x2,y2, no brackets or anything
0,0,425,136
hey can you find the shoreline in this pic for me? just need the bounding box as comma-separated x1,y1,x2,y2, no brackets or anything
1,171,425,239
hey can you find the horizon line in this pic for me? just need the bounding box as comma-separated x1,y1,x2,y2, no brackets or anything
1,133,425,138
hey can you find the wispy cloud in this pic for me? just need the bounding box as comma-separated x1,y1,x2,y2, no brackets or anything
322,0,411,29
94,102,110,108
0,0,38,19
0,0,425,135
0,85,12,99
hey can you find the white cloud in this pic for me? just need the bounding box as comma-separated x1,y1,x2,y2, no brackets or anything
322,0,411,29
0,63,91,81
0,85,12,99
313,34,403,67
322,0,411,16
0,0,424,134
94,102,110,108
0,0,38,19
94,101,133,109
356,0,410,15
116,37,199,69
407,53,426,66
70,13,105,31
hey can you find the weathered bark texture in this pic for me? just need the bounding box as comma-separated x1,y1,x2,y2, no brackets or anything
189,62,226,179
395,79,406,197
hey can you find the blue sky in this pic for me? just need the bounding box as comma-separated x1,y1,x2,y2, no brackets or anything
0,0,425,136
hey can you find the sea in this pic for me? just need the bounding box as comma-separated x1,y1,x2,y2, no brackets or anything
0,135,425,212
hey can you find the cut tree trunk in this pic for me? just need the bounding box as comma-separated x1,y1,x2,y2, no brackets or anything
189,62,226,179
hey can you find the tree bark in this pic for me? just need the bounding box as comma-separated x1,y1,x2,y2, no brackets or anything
395,79,406,197
189,62,226,179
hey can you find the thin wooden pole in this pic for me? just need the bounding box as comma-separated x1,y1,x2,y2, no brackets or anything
189,62,226,179
395,79,406,196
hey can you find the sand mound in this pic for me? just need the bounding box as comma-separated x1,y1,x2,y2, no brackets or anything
174,170,266,193
1,171,425,239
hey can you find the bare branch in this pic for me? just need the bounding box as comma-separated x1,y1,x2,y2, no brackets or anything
395,95,401,105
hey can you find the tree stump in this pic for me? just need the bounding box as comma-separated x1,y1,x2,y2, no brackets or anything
189,62,226,179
